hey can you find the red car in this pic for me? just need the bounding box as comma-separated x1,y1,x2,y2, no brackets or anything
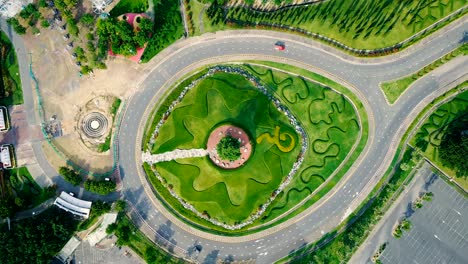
275,41,286,51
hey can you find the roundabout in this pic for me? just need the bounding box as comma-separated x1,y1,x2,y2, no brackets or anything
116,25,467,263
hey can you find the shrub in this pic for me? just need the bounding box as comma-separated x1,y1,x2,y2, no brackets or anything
59,167,82,186
40,19,50,28
80,13,95,27
84,179,116,195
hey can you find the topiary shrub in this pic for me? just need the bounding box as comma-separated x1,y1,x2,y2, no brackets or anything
216,135,241,161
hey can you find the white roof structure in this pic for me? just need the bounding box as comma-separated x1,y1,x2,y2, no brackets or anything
54,191,92,218
0,107,6,131
56,236,81,263
0,145,12,168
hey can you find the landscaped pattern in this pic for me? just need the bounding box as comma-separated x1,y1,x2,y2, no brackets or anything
147,68,302,226
144,64,362,230
410,90,468,189
244,65,360,222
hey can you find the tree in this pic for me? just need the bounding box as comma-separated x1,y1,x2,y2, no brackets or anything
106,223,117,234
40,19,50,28
84,179,116,195
67,18,79,36
59,167,82,186
80,14,95,27
38,0,48,8
92,200,111,215
7,18,27,35
439,113,468,177
216,135,241,161
0,198,13,218
14,197,25,207
115,200,126,212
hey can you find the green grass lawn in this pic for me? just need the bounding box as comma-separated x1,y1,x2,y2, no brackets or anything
244,64,361,222
109,0,149,17
410,90,468,189
381,44,468,104
152,71,300,224
0,31,23,106
145,64,364,231
221,0,466,49
8,167,52,208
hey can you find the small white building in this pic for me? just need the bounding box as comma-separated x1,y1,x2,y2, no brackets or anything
0,145,13,169
54,191,92,219
0,106,9,132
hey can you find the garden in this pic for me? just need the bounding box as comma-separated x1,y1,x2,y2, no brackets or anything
143,63,365,232
409,90,468,189
206,0,466,50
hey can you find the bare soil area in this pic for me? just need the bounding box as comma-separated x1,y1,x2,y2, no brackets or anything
24,16,147,173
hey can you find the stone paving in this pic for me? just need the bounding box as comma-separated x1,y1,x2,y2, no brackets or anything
142,148,208,164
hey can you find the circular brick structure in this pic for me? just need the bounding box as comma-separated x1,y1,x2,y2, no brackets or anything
207,125,252,169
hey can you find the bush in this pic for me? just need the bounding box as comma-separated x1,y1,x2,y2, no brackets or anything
216,135,241,161
115,200,126,212
7,18,27,35
80,13,95,27
59,167,82,186
84,179,116,195
67,18,79,36
40,19,50,28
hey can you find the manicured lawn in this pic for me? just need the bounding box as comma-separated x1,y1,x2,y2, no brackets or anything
109,0,149,17
152,71,300,224
410,90,468,189
8,167,52,208
244,64,361,223
0,31,23,106
145,63,365,231
381,44,468,104
221,0,466,49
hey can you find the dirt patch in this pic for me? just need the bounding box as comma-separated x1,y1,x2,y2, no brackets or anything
24,18,147,173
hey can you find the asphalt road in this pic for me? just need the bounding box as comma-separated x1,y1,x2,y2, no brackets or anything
2,16,467,263
118,21,467,263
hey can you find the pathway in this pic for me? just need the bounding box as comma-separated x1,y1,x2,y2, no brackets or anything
142,149,208,164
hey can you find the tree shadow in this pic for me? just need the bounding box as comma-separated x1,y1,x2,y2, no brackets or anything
156,220,177,253
423,173,438,191
223,254,235,263
404,201,415,218
202,249,219,264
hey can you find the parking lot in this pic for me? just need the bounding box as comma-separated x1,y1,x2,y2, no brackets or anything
379,175,467,264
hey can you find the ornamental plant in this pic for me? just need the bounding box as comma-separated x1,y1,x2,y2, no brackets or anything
216,135,241,161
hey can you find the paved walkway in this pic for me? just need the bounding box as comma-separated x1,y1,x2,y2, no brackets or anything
142,148,208,164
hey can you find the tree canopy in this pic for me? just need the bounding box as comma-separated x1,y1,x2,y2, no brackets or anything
439,113,468,178
84,179,116,195
216,135,241,161
59,166,82,186
0,207,78,263
97,17,153,57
